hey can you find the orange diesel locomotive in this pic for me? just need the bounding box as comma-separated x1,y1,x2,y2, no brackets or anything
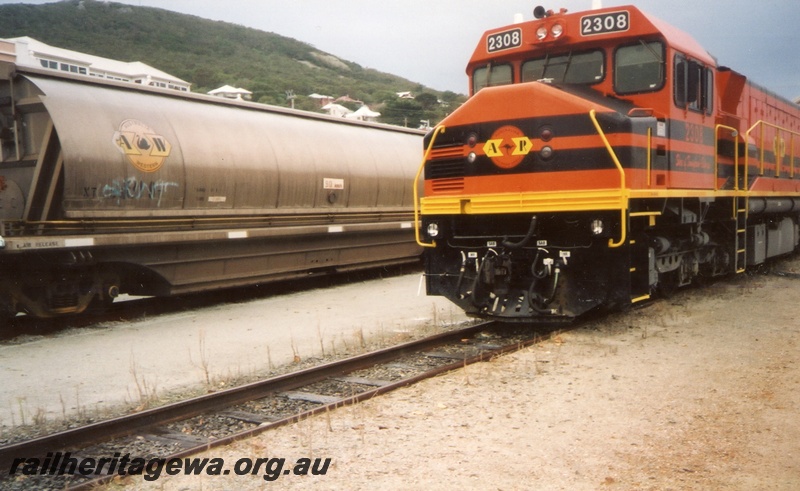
415,5,800,321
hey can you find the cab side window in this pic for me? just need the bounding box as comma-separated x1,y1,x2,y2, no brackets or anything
614,41,664,94
674,55,713,114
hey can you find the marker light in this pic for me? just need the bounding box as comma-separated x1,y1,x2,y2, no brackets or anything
540,146,554,159
467,152,477,163
540,128,553,142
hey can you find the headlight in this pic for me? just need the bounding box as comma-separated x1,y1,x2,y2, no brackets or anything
591,219,604,235
536,26,548,40
551,24,564,38
426,222,440,238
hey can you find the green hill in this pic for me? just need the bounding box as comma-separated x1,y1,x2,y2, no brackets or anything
0,0,464,125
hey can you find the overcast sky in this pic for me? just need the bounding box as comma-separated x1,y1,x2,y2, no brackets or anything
2,0,799,100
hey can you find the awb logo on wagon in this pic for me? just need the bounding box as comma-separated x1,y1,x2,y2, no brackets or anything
113,119,172,173
482,125,533,169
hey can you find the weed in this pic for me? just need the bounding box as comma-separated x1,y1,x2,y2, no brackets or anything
317,323,326,357
190,329,212,386
59,393,67,421
16,397,26,426
290,333,301,363
74,385,85,420
129,355,158,409
31,406,46,426
356,327,366,350
462,358,471,386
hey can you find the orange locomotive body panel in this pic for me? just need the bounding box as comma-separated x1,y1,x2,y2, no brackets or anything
417,5,800,322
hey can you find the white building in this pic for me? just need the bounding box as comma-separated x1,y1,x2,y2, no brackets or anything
308,93,335,106
345,105,381,122
208,85,252,100
2,36,191,91
321,102,352,118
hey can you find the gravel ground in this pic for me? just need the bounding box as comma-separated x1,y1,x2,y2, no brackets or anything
0,271,467,432
114,255,800,491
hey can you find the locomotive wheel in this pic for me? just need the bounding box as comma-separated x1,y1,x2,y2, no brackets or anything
656,271,680,298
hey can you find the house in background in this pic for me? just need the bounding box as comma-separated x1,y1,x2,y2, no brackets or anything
320,102,352,118
346,105,381,122
207,85,252,100
0,40,14,78
308,93,335,107
2,36,191,91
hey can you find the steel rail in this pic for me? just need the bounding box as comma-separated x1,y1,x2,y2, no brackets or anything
69,320,550,490
0,321,498,475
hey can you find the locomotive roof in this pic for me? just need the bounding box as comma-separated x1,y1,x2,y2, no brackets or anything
468,4,715,70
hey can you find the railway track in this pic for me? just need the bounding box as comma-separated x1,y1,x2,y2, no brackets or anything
0,320,554,490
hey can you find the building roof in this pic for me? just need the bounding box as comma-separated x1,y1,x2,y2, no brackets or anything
321,102,353,117
345,105,381,120
208,84,253,100
208,85,252,96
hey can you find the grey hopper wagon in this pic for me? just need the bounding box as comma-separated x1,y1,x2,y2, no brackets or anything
0,61,424,319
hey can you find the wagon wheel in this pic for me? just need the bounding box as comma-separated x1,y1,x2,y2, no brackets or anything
0,293,17,325
87,292,115,313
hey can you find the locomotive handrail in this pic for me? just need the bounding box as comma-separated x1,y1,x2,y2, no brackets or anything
588,109,627,248
646,127,652,187
745,120,800,178
413,125,447,248
714,124,745,191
